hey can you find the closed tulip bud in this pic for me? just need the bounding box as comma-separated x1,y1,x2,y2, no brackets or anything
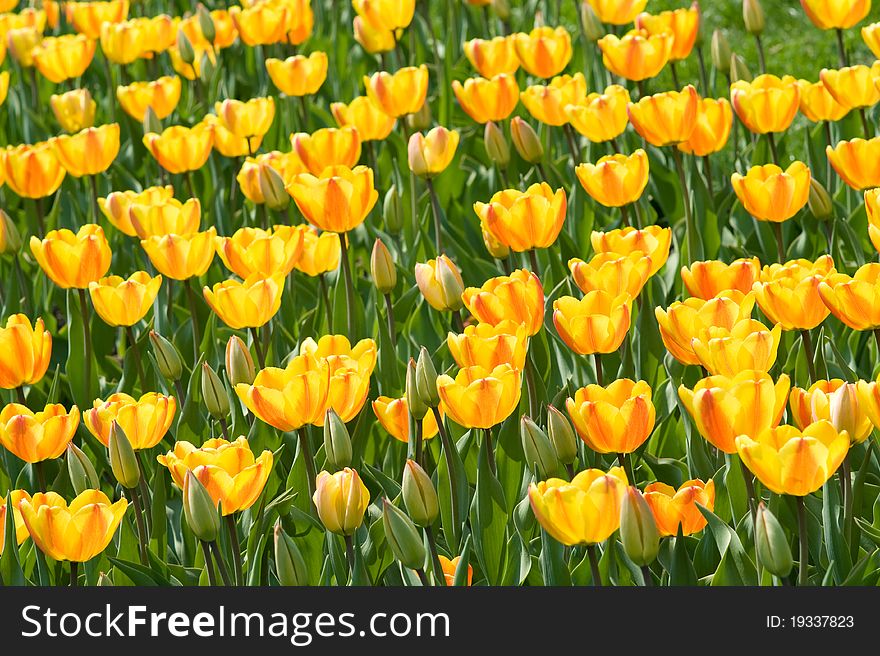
520,416,559,478
416,347,441,408
201,362,230,420
415,255,465,312
711,30,731,74
66,443,99,494
581,3,603,42
547,404,578,465
142,105,162,137
755,503,793,577
808,178,833,221
406,359,428,420
225,335,255,387
484,121,510,168
402,459,439,527
730,53,752,83
493,0,510,21
274,521,308,586
510,116,544,164
406,102,432,132
0,210,22,255
259,165,290,211
183,470,221,542
743,0,765,35
382,499,426,571
830,383,862,441
177,30,195,65
197,4,216,44
383,185,403,234
371,238,397,294
620,487,660,566
108,421,140,489
149,330,183,382
199,50,216,83
323,408,352,470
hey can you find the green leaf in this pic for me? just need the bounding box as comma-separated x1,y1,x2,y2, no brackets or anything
469,435,508,586
0,492,25,585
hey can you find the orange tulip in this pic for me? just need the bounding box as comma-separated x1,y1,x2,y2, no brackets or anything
474,182,566,251
792,379,873,443
331,96,396,142
462,268,545,336
50,89,96,133
513,26,572,78
818,262,880,330
0,315,52,390
681,257,762,299
730,74,800,134
216,225,303,278
364,65,429,117
0,490,30,553
266,51,327,97
371,396,439,443
568,251,653,299
575,149,649,208
0,402,78,463
566,379,655,453
752,256,835,331
800,0,870,29
826,136,880,190
820,63,880,109
731,162,811,223
795,79,850,122
597,29,672,81
690,318,782,377
553,291,632,355
520,73,587,126
678,97,733,156
627,85,699,146
128,197,201,238
436,364,522,430
84,392,176,449
452,74,520,124
116,75,181,121
591,225,671,276
644,479,715,536
586,0,648,24
565,84,631,143
140,228,217,280
30,224,112,289
634,2,700,61
143,123,214,174
290,127,362,175
88,271,162,327
447,319,529,371
287,165,377,233
51,123,120,177
463,35,519,78
2,141,66,199
65,0,128,39
32,34,96,83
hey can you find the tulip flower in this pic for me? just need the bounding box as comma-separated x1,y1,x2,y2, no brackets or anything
353,15,395,54
818,263,880,330
313,468,370,536
800,0,870,30
866,188,880,253
65,0,128,38
569,251,653,300
565,84,631,143
84,392,176,450
32,34,95,83
528,467,629,546
116,76,181,121
352,0,415,32
575,149,649,209
158,437,273,515
731,162,811,224
627,85,699,146
0,490,30,554
50,89,97,133
863,21,880,58
216,225,303,278
678,97,733,156
300,335,377,376
372,396,440,443
364,65,429,117
30,224,112,289
586,0,648,24
447,320,528,371
452,74,520,124
140,228,217,280
294,227,341,277
598,29,673,81
51,123,120,178
566,379,654,454
236,154,298,208
18,490,128,562
438,555,473,586
751,256,834,330
656,291,756,366
229,1,290,45
88,271,162,327
290,126,361,175
679,371,790,453
592,225,671,276
520,73,587,127
2,141,66,200
462,268,545,335
512,26,572,78
143,123,214,174
826,136,880,190
0,315,52,390
0,403,79,463
643,479,715,537
6,27,42,67
730,74,800,134
690,318,782,376
553,291,632,356
415,254,465,312
287,165,377,233
793,380,872,442
436,364,522,430
128,197,201,239
0,71,9,107
331,96,396,142
463,35,519,78
266,52,328,97
474,182,566,252
634,2,700,61
168,38,216,81
177,8,238,50
510,116,545,164
408,127,459,178
99,18,150,65
681,257,762,299
203,273,285,329
215,96,275,153
99,186,175,236
820,63,880,115
795,78,850,122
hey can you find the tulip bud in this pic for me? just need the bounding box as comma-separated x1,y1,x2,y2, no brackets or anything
199,51,216,83
323,408,353,470
197,4,216,44
143,105,162,136
547,404,578,465
435,256,465,311
580,2,603,42
484,121,510,169
383,185,403,234
711,30,731,75
402,459,439,527
66,443,100,494
225,335,256,387
274,520,308,585
755,502,793,577
406,102,431,132
259,165,290,211
492,0,510,21
108,421,140,489
482,229,509,260
510,117,544,164
620,487,660,567
729,53,752,83
0,209,22,255
183,470,221,542
406,358,429,420
829,383,859,441
201,362,230,420
382,499,427,571
808,178,833,221
520,416,559,479
177,30,195,65
743,0,765,35
149,331,184,382
370,238,397,294
416,346,441,408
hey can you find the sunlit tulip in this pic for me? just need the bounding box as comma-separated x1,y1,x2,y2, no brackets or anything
752,256,834,330
143,123,214,174
447,320,528,371
656,291,756,366
679,370,790,453
408,127,459,178
795,79,850,122
83,392,176,450
321,360,372,424
88,271,162,327
644,479,715,536
462,268,545,335
266,52,327,97
2,141,66,199
287,165,377,233
215,96,275,153
510,116,544,163
158,437,272,514
737,421,848,496
591,225,671,276
569,252,653,299
820,63,880,109
438,555,472,585
627,85,699,146
854,378,880,434
51,123,120,178
575,149,649,208
865,188,880,253
436,364,522,429
364,65,429,117
691,318,782,376
520,73,586,126
731,161,811,223
200,114,258,158
331,96,395,142
128,197,201,238
800,0,870,29
586,0,648,24
299,335,376,377
30,224,111,289
678,97,733,156
290,126,361,175
452,74,519,124
203,273,285,329
313,467,369,535
597,29,672,81
116,76,181,121
553,291,632,355
140,228,217,280
177,8,238,50
528,467,629,546
18,490,128,562
372,396,440,442
294,227,341,276
0,315,52,390
792,379,872,442
818,262,880,329
353,14,395,54
6,27,42,68
463,35,519,78
565,84,630,142
50,89,96,133
0,490,30,553
635,2,700,61
32,34,95,83
99,18,148,64
415,254,465,312
863,21,880,58
65,0,128,39
229,1,289,45
0,71,7,106
475,182,566,251
826,136,880,190
168,39,216,81
0,403,79,463
216,226,303,278
352,0,415,31
730,74,800,134
566,379,654,454
513,26,572,78
138,14,176,54
681,257,762,299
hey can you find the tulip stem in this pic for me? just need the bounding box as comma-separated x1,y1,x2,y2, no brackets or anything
258,202,269,230
535,162,549,182
297,428,318,503
184,279,203,362
415,568,430,587
528,248,540,275
136,451,153,535
413,420,424,468
77,288,94,405
34,197,46,239
796,495,809,586
383,293,397,348
771,221,785,263
298,95,310,132
129,486,150,566
318,274,334,333
210,540,233,586
344,534,356,582
226,515,243,586
587,544,602,586
338,231,357,339
185,170,197,200
842,457,853,547
696,47,710,96
702,155,715,201
617,452,635,484
483,427,497,476
218,417,231,440
15,385,26,405
835,28,849,67
740,458,758,522
69,561,78,587
593,352,603,386
125,326,148,392
640,564,653,587
671,148,697,266
669,61,680,89
619,204,630,227
201,540,218,586
800,329,817,384
432,405,463,537
859,108,872,140
562,123,581,168
173,379,187,409
766,131,779,165
754,35,766,74
33,461,46,490
249,327,266,369
425,178,444,254
524,352,539,421
425,525,445,586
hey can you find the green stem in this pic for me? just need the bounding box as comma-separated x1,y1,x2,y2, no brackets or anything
524,352,539,420
250,326,266,369
754,34,766,73
432,405,463,536
593,352,603,386
125,326,148,392
859,108,872,139
338,232,356,339
343,533,356,582
562,123,580,167
766,131,779,165
415,568,430,586
425,177,443,254
671,148,697,265
319,273,334,333
836,28,849,67
796,495,809,586
483,426,497,476
617,452,635,483
413,418,424,468
297,427,318,503
135,451,153,535
210,540,233,585
77,288,93,405
528,248,540,274
619,204,630,227
640,564,653,587
13,256,32,316
184,279,202,362
587,544,602,586
226,514,243,586
801,329,817,384
383,293,397,348
425,525,445,586
740,457,758,523
772,221,785,262
201,540,218,586
69,561,78,587
129,486,149,566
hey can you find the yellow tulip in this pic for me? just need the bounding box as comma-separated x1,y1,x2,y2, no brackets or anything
566,379,655,454
691,318,782,376
30,224,112,289
0,490,30,554
597,29,672,81
866,188,880,253
752,256,834,330
237,151,306,203
520,73,587,126
730,74,800,134
512,26,572,78
634,2,700,61
2,141,66,199
575,149,649,208
203,273,285,329
801,0,870,29
463,35,519,78
0,315,52,390
215,96,275,144
353,15,395,54
462,268,545,336
176,8,238,50
446,319,528,371
854,378,880,434
644,479,715,536
678,97,733,156
408,126,459,178
436,363,522,429
863,21,880,58
287,164,377,233
586,0,648,24
65,0,128,38
313,467,369,535
51,123,120,177
793,379,872,442
452,74,520,124
99,18,147,64
168,39,216,81
0,402,79,463
591,225,672,276
140,228,217,280
826,136,880,190
143,123,214,174
266,52,327,96
565,84,631,143
474,182,566,251
371,396,439,442
5,27,42,67
88,271,162,327
820,63,880,109
352,0,414,31
364,65,429,117
229,1,290,45
795,78,850,122
294,226,341,276
201,114,262,158
627,84,699,146
731,161,811,223
568,251,653,299
331,96,396,142
290,126,362,175
300,334,377,376
50,89,96,133
553,291,632,355
414,254,465,312
84,392,177,449
818,262,880,329
681,257,762,299
128,197,201,238
116,75,181,121
216,225,303,278
0,71,8,107
32,33,95,83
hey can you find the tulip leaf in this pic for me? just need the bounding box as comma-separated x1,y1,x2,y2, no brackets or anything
821,479,852,584
469,434,508,586
697,504,757,586
436,429,470,552
452,533,472,587
0,492,25,586
246,532,268,586
65,290,98,410
668,532,698,586
108,556,172,587
538,528,569,586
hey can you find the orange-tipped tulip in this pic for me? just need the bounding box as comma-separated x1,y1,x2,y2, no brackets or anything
88,271,162,327
678,97,733,156
553,291,632,355
855,378,880,434
691,318,782,376
287,165,377,233
627,85,699,146
598,28,673,83
266,52,328,97
140,228,216,280
826,136,880,190
352,0,415,32
730,74,800,134
352,14,395,54
446,319,528,371
793,379,872,442
364,65,429,117
795,78,850,122
215,96,275,151
6,27,42,67
731,161,811,223
474,182,566,251
128,197,201,239
202,113,261,158
569,251,653,299
295,227,341,276
176,8,238,50
299,335,377,376
290,126,362,175
0,315,52,390
50,88,97,133
51,123,120,177
513,26,572,78
2,141,66,199
463,35,519,78
592,225,672,276
863,21,880,58
820,63,880,109
438,555,473,585
415,254,465,312
800,0,870,29
236,151,304,205
0,402,79,463
865,188,880,252
586,0,648,24
818,262,880,329
644,479,715,536
575,149,649,208
30,224,112,289
462,268,545,335
143,123,214,174
520,73,587,126
634,2,700,61
408,127,459,178
229,1,290,45
372,396,439,443
566,379,655,454
681,257,762,299
99,18,150,65
66,0,128,38
436,364,522,430
203,273,285,329
116,75,181,121
331,96,396,142
565,84,631,143
752,256,834,330
0,490,30,553
216,225,303,278
32,34,95,83
83,392,176,450
452,74,520,124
